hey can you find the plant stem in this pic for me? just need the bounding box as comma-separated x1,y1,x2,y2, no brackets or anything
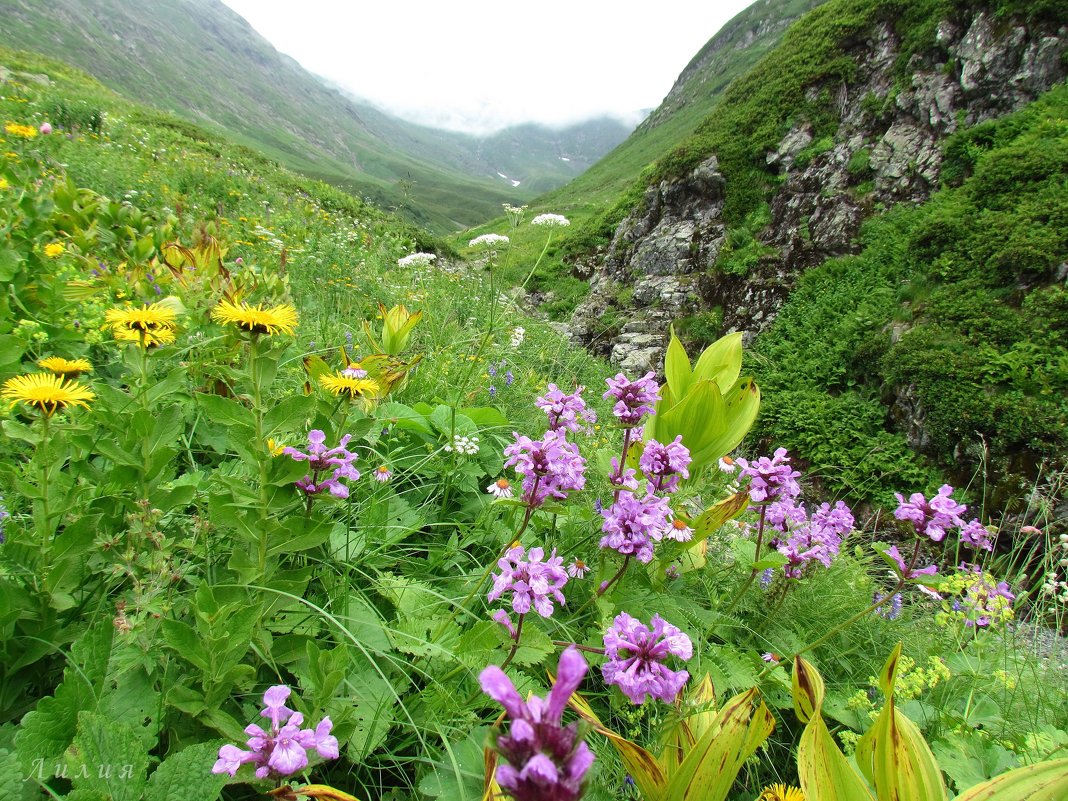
250,336,270,578
499,613,525,671
758,539,923,681
518,230,554,294
720,504,767,616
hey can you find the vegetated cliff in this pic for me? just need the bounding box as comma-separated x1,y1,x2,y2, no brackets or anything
567,0,1067,506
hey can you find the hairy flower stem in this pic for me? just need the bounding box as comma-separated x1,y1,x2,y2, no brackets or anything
499,613,525,671
573,555,632,619
756,539,923,682
720,505,769,617
36,413,51,559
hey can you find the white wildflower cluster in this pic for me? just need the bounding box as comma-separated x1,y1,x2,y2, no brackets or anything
531,213,570,227
398,252,436,268
444,434,480,456
469,233,510,248
502,203,527,229
510,326,525,349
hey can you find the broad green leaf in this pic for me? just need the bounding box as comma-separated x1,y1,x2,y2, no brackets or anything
691,331,743,389
664,328,693,401
66,712,148,801
194,392,254,429
144,742,227,801
953,757,1068,800
0,748,38,800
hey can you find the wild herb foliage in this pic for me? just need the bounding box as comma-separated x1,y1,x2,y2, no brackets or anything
754,84,1068,505
1,44,1066,801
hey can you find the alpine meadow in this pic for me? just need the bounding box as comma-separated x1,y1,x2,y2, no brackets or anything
0,1,1066,800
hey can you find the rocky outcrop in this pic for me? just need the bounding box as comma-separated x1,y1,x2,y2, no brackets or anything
570,10,1067,372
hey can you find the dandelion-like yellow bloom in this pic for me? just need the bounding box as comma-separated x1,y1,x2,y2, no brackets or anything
44,243,65,258
4,123,38,139
37,356,93,378
318,372,380,401
2,373,94,416
758,784,804,801
106,302,178,335
211,300,298,336
0,177,9,190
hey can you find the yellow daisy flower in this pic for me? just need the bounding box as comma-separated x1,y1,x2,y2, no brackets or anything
44,242,65,258
105,302,178,335
37,356,93,378
2,373,95,416
211,300,298,336
318,372,380,401
113,326,176,347
759,784,804,801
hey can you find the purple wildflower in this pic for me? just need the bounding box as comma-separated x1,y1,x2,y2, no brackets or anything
874,592,904,620
480,647,594,801
284,430,360,499
0,495,8,544
602,612,692,704
493,609,518,638
759,568,774,590
885,544,938,580
211,685,338,779
503,430,586,507
603,371,660,427
536,384,588,433
488,545,569,618
736,448,801,504
959,519,994,551
639,436,691,494
607,456,639,491
894,484,967,542
599,491,671,564
505,370,514,386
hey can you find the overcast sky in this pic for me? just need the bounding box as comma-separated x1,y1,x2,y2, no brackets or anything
219,0,755,135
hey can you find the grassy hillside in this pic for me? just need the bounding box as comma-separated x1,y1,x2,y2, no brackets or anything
0,0,538,231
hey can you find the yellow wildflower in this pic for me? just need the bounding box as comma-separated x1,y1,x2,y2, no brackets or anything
37,356,93,378
2,373,94,416
44,242,65,258
211,300,298,336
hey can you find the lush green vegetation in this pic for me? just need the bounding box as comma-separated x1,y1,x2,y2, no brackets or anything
1,25,1066,801
753,84,1068,508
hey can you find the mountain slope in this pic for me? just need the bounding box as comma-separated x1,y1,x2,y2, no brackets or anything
531,0,827,226
0,0,630,231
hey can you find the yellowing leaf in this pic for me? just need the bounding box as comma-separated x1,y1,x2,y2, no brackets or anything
856,644,948,801
952,757,1068,801
792,656,826,724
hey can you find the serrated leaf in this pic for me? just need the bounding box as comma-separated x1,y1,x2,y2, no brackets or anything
66,712,148,801
144,742,227,801
0,748,38,801
346,668,397,758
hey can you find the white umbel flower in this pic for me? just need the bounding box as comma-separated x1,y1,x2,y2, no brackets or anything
531,213,570,227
